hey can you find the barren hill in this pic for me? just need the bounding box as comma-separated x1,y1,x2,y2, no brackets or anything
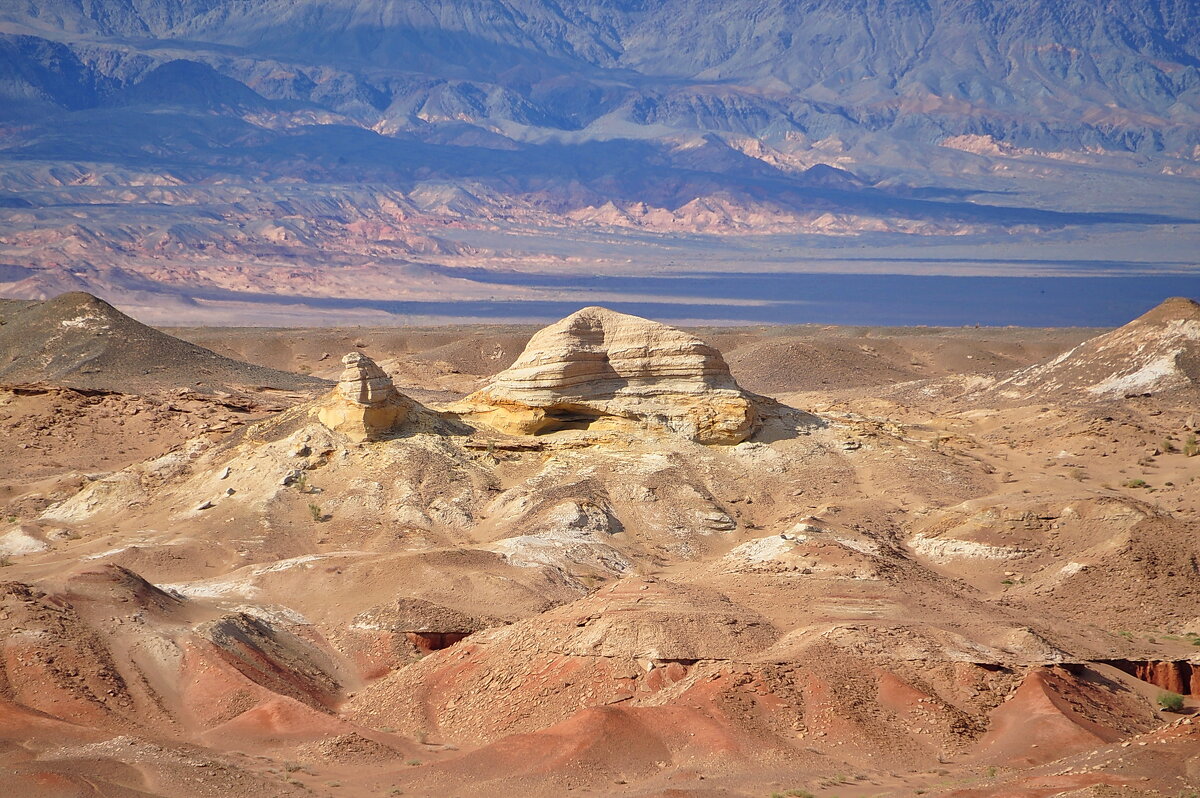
981,296,1200,403
0,292,330,395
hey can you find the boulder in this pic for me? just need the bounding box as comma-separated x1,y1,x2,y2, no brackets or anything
316,353,409,441
460,307,758,443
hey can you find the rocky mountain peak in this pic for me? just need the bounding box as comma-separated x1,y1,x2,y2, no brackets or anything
1132,296,1200,326
0,291,329,395
987,296,1200,401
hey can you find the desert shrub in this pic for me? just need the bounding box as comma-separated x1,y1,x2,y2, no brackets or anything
308,503,324,522
1158,691,1185,711
1185,434,1199,457
1124,479,1148,488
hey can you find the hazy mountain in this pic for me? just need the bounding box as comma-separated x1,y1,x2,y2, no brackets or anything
6,0,1197,144
0,0,1196,323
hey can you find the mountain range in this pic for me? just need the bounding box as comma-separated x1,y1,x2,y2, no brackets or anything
0,0,1197,323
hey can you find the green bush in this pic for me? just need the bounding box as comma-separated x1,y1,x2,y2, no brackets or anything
1158,691,1185,712
1185,434,1199,457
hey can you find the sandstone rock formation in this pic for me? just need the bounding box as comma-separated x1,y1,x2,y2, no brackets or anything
336,352,396,405
460,307,759,443
316,352,410,441
353,597,499,655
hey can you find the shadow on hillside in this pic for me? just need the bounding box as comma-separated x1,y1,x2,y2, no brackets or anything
753,396,827,443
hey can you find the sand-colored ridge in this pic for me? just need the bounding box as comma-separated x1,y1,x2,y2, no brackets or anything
0,292,329,396
982,296,1200,402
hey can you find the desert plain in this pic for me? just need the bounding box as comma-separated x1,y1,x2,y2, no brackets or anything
0,291,1198,798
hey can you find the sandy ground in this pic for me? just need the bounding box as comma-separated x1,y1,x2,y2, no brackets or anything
1,297,1197,798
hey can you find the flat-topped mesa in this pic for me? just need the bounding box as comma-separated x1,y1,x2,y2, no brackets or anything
462,306,759,444
316,352,409,441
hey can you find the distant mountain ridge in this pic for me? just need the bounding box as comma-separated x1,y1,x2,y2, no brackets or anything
5,0,1199,150
0,1,1197,324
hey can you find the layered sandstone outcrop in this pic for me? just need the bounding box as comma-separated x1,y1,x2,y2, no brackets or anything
316,352,410,441
460,307,758,443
